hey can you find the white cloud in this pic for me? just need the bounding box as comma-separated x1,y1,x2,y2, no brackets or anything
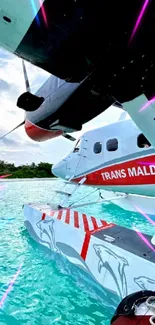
0,48,128,166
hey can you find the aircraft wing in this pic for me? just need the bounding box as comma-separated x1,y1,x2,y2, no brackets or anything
0,1,155,88
2,0,155,132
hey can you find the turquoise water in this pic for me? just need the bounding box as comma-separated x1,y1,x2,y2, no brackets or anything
0,179,154,325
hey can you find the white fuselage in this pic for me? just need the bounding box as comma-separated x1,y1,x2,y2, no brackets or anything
52,118,155,197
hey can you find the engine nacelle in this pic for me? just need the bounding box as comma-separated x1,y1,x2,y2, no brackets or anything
17,92,45,112
24,70,115,143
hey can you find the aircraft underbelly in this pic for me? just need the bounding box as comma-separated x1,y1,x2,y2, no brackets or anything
1,0,155,100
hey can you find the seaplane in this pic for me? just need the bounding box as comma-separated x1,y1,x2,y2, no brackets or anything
23,106,155,324
2,1,155,322
50,107,155,221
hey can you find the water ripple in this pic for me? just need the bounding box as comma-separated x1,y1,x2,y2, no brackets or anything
0,179,152,324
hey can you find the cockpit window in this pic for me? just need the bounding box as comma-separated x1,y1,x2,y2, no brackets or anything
137,133,151,148
94,142,102,154
73,139,81,152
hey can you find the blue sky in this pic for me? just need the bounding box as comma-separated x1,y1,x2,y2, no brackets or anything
0,48,126,166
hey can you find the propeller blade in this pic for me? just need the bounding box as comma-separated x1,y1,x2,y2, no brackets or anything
63,133,76,141
22,60,31,92
0,121,25,140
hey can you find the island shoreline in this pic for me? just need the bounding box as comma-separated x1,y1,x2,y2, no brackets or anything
0,178,57,182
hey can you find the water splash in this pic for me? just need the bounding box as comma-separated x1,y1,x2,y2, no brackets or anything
51,316,62,323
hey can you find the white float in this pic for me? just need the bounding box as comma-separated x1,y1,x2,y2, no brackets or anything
24,203,155,301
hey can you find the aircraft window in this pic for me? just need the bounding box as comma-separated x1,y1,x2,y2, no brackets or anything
137,133,151,148
3,16,11,23
94,142,102,154
106,138,118,151
73,139,81,152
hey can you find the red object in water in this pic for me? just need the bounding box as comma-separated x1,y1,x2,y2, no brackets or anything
0,174,12,179
112,315,150,324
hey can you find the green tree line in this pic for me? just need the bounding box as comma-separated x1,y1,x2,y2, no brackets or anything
0,161,55,178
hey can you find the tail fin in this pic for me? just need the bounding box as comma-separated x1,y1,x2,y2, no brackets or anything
22,60,31,92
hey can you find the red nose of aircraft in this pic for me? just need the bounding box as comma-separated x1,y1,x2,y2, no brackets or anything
24,120,63,142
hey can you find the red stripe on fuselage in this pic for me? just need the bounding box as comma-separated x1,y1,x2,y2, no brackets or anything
73,154,155,186
25,120,62,142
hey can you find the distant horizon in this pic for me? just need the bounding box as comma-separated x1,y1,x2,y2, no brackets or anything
0,178,56,181
0,161,55,178
0,160,54,167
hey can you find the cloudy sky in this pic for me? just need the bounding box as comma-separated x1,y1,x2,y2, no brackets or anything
0,48,126,166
